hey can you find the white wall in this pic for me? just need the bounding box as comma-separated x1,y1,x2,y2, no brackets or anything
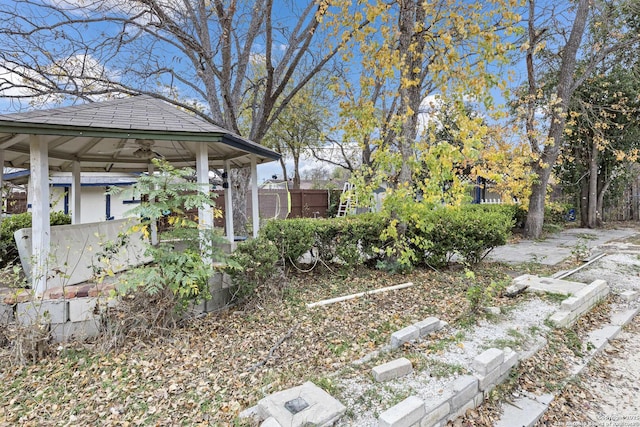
46,185,135,223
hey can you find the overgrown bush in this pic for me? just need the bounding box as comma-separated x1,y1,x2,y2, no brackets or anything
227,237,281,301
0,211,71,266
423,205,513,267
102,159,227,315
260,213,388,267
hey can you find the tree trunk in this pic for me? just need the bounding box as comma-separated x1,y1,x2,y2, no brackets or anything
523,0,590,238
596,173,611,226
231,168,251,236
524,165,551,238
279,157,289,182
580,178,589,227
587,139,598,228
292,156,301,190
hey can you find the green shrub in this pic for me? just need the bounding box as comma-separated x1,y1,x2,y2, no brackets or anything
405,204,513,268
260,213,388,267
260,218,316,263
108,159,227,313
0,211,71,266
227,237,280,300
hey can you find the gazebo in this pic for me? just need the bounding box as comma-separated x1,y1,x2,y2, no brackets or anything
0,95,280,294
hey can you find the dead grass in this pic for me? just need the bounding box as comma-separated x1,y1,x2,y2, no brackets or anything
0,263,514,426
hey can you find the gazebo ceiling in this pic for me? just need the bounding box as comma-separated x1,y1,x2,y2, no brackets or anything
0,95,279,172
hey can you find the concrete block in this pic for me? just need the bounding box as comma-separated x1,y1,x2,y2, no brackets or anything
50,320,100,342
447,397,476,422
500,348,519,375
0,303,14,324
68,298,99,322
610,307,640,326
472,348,504,376
574,279,608,300
415,317,440,337
548,311,571,328
451,376,478,410
474,391,484,407
620,290,639,302
261,417,282,427
476,366,501,392
16,300,68,325
420,400,449,427
372,357,413,382
205,288,232,313
257,381,346,427
560,296,581,311
378,396,425,427
391,325,420,349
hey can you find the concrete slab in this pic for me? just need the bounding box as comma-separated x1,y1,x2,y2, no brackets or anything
256,381,346,427
495,393,554,427
512,274,587,296
488,228,638,266
588,324,622,348
610,307,640,326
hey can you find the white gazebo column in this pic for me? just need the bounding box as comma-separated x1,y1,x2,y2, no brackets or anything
30,135,50,295
148,163,158,245
195,143,213,255
223,160,234,243
0,149,4,215
71,160,82,224
251,155,259,238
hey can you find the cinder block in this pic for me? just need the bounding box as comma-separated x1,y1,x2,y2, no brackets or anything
0,303,14,324
378,396,425,427
421,400,449,427
415,317,440,337
390,325,420,349
500,348,519,375
474,391,484,407
560,296,581,311
447,397,476,422
574,280,608,300
476,366,501,391
472,348,504,376
68,298,99,322
50,320,100,342
620,290,639,302
549,311,571,328
372,357,413,382
16,300,68,325
451,376,478,410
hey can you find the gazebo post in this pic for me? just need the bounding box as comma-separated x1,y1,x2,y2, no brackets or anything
30,134,51,295
0,149,4,214
251,155,259,238
148,162,158,245
71,160,82,224
223,160,234,243
195,143,213,257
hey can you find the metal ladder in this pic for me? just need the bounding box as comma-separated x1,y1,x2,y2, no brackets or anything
336,182,355,217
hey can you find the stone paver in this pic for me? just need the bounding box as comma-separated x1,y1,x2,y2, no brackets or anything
257,381,346,427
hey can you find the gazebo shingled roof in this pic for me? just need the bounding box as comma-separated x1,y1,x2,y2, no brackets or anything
0,95,279,172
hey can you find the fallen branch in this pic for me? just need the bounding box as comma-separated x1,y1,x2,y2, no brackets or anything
248,322,299,372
